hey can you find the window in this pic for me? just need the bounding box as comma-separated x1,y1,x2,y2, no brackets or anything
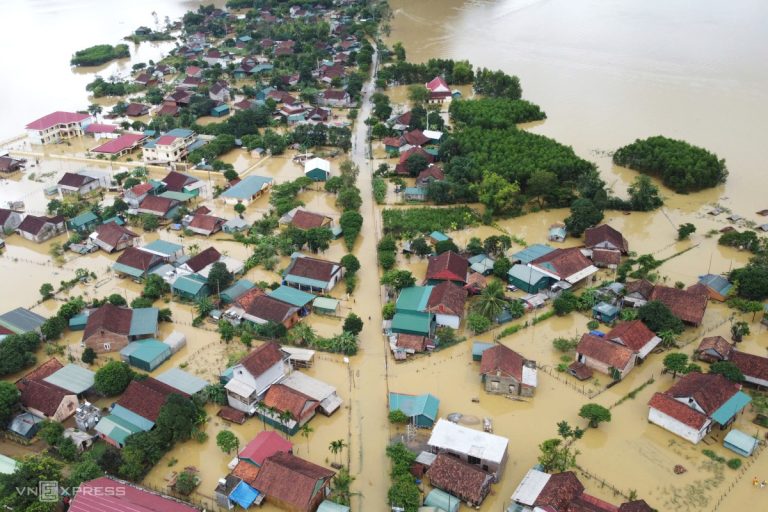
467,455,480,465
103,343,111,351
491,381,499,391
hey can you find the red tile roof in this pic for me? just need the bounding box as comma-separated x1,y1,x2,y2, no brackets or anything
184,247,221,272
531,248,594,281
19,379,71,417
245,295,299,324
26,111,90,130
116,377,187,423
606,320,657,353
233,460,261,486
115,247,161,272
480,345,527,381
396,334,428,352
0,208,15,225
426,76,450,92
426,281,467,316
625,280,654,299
399,146,435,165
291,210,330,230
618,500,655,512
85,123,117,134
535,472,585,510
129,182,154,197
730,350,768,383
403,129,430,147
592,248,621,266
577,333,635,370
322,89,348,101
568,493,619,512
188,214,224,234
584,224,628,253
648,285,708,325
253,452,334,512
156,135,178,145
665,372,740,415
83,304,133,339
286,256,339,282
94,222,138,248
426,453,492,505
125,103,149,117
426,251,468,283
239,431,292,466
238,342,285,379
217,406,246,424
263,384,318,421
695,336,732,361
15,358,63,392
162,171,196,192
92,134,145,154
382,136,403,147
70,476,198,512
648,392,708,429
139,195,176,214
234,287,266,310
417,165,445,182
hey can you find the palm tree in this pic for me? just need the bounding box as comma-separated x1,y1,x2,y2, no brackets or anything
473,280,507,320
254,402,268,431
299,424,314,454
328,439,347,465
658,330,677,349
278,411,294,437
195,296,214,319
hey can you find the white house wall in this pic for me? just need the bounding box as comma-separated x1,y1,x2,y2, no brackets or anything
648,407,708,444
435,313,460,329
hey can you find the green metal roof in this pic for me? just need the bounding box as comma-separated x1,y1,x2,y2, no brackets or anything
95,414,143,445
593,302,619,315
711,391,751,425
69,211,99,228
396,286,433,313
389,392,439,421
129,340,170,365
129,308,159,337
429,231,449,242
0,454,18,475
159,190,195,202
284,275,329,289
221,279,254,302
69,312,89,330
268,285,316,307
472,341,495,357
424,489,460,512
43,364,95,394
112,262,145,278
313,297,339,311
508,264,549,284
220,175,273,200
391,311,433,335
172,274,209,295
512,244,555,264
142,239,183,256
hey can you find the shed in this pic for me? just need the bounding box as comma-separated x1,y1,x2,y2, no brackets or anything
313,297,340,315
172,273,210,300
68,312,90,331
429,231,450,244
119,342,142,362
318,501,350,512
723,429,758,457
0,454,18,475
268,285,316,309
472,342,495,361
508,264,551,293
389,392,439,428
424,488,460,512
221,279,255,303
8,412,43,439
68,211,100,232
43,364,95,394
211,104,230,117
404,186,426,201
126,340,171,371
548,224,567,242
229,480,261,508
304,157,331,181
163,331,187,354
468,254,495,276
391,311,433,337
0,307,47,334
282,346,316,369
592,302,620,323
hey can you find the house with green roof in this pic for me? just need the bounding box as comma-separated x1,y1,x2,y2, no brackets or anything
507,264,552,294
94,414,142,448
429,231,450,244
125,340,171,371
140,239,184,262
511,243,555,264
171,273,210,301
220,278,255,303
313,297,340,316
68,210,100,233
389,392,440,428
396,286,433,313
268,285,316,311
391,311,434,337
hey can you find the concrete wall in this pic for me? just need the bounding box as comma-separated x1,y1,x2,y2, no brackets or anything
648,407,708,444
483,374,521,396
434,313,460,329
84,331,130,353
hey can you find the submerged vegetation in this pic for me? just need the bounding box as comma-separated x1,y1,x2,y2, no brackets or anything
71,44,130,66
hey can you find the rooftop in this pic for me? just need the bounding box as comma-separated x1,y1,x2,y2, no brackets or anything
428,418,508,464
26,111,90,130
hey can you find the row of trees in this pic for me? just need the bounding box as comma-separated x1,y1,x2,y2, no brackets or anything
448,98,546,129
378,58,474,86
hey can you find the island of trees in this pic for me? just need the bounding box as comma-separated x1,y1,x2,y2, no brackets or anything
71,44,130,66
612,135,728,193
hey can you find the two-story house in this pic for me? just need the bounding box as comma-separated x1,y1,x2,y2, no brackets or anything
225,342,290,415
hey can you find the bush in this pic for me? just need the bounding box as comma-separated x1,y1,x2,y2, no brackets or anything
553,337,579,353
388,410,409,424
94,361,134,396
727,458,742,470
587,320,599,330
382,207,477,238
467,312,492,334
81,348,96,365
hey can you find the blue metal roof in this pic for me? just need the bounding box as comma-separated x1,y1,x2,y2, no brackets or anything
472,341,495,357
711,391,751,425
221,279,254,302
166,128,193,138
429,231,449,242
229,481,260,509
723,429,759,456
512,244,555,264
111,404,154,431
220,175,274,200
129,308,159,337
593,302,619,315
172,274,209,295
0,307,46,334
142,239,183,256
268,285,316,307
698,274,733,296
155,368,208,395
389,392,440,421
508,264,549,284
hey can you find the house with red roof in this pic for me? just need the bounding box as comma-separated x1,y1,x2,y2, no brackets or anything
81,303,158,353
123,181,155,208
261,383,319,435
417,165,445,187
70,476,198,512
648,284,709,325
528,247,598,289
318,89,351,107
113,246,164,279
605,320,662,361
125,103,150,117
16,215,66,243
284,254,344,293
187,213,225,236
425,281,467,329
729,350,768,388
137,195,179,219
694,336,733,363
584,224,629,254
427,452,494,507
185,65,203,78
426,251,469,285
91,222,139,253
84,123,119,139
253,452,334,512
57,172,100,195
238,431,293,467
142,128,196,163
575,333,636,380
225,342,290,414
91,133,146,157
25,111,92,145
395,146,436,175
648,372,750,443
425,76,452,103
511,468,635,511
286,209,333,230
480,344,537,397
16,358,79,422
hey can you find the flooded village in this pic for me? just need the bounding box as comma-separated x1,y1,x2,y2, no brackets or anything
1,1,768,512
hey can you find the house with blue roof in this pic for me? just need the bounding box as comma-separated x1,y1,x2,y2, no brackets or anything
468,254,495,276
68,210,100,233
697,274,733,301
220,175,274,206
389,392,440,428
403,186,426,201
171,273,210,301
140,239,185,262
429,231,450,244
0,307,47,335
511,244,555,264
507,264,552,294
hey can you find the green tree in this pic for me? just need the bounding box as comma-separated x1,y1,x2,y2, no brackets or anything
340,254,360,275
537,421,584,473
329,439,347,465
155,394,201,443
411,237,431,257
663,352,689,378
216,430,239,454
67,459,103,488
108,293,127,306
730,320,750,342
526,170,559,207
380,270,416,292
234,203,246,217
195,297,214,319
473,171,520,215
553,291,580,316
305,227,332,253
40,316,66,341
579,403,612,428
553,336,579,353
710,361,745,383
638,301,684,334
565,198,604,236
473,280,507,320
0,455,62,511
467,312,492,333
388,410,409,424
0,382,20,426
493,256,512,279
207,261,233,293
339,211,363,250
142,274,168,300
219,320,236,342
434,239,459,254
39,283,54,300
94,360,134,396
175,470,198,496
677,223,696,240
382,302,396,320
407,84,430,105
343,313,364,335
81,347,97,365
627,175,663,211
140,214,159,231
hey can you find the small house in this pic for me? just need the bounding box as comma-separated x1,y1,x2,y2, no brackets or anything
211,104,230,117
280,371,343,416
289,209,332,231
592,302,619,323
730,350,768,388
304,157,331,181
242,295,300,329
427,419,509,480
575,333,635,380
507,264,551,294
91,222,139,253
428,231,450,245
221,279,255,304
0,208,23,233
188,213,225,236
511,243,555,265
81,304,158,353
548,224,567,242
138,195,179,219
425,76,452,103
68,211,100,233
468,254,495,276
389,392,439,428
417,165,445,187
268,286,316,314
605,320,662,362
649,284,708,325
695,336,733,363
141,239,185,262
391,311,434,337
17,215,65,243
424,489,459,512
161,331,187,355
697,274,733,302
313,297,340,316
723,429,759,457
113,247,163,279
472,342,494,361
42,364,95,395
223,217,249,233
252,452,334,512
480,345,537,397
220,175,273,206
584,224,629,254
426,251,468,285
16,359,79,422
426,453,493,507
124,340,171,371
57,172,100,196
238,430,293,469
425,281,467,329
284,254,344,293
529,248,598,288
172,273,210,301
7,412,43,440
403,186,426,201
0,307,47,335
225,342,289,414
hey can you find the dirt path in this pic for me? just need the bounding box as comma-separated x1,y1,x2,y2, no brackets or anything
347,46,391,510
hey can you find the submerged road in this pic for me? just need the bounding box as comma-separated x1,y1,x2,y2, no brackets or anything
347,46,391,511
